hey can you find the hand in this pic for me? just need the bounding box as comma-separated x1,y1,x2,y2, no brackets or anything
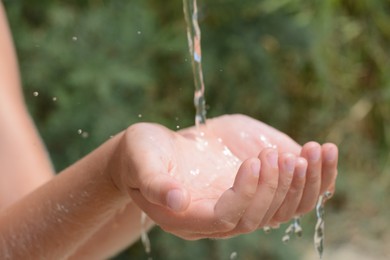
206,114,338,225
115,114,338,239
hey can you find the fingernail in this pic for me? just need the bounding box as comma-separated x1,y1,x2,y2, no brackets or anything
284,155,296,174
166,189,184,212
251,159,260,178
325,146,337,162
267,150,278,168
308,146,321,162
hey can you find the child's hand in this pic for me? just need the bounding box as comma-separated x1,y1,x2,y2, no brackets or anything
114,114,338,239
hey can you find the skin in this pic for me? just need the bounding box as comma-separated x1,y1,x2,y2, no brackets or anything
120,116,338,239
0,3,338,259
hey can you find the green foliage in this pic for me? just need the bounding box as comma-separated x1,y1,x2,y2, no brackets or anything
4,0,390,259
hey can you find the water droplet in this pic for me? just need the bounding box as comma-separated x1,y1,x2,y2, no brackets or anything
137,31,142,35
52,97,57,101
282,234,290,243
138,114,143,118
72,36,78,41
176,125,180,129
230,252,238,260
33,91,39,97
77,129,83,135
81,132,89,138
240,131,249,139
190,168,200,176
259,134,278,149
263,226,271,234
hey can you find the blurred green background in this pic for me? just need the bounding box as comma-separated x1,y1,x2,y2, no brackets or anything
4,0,390,259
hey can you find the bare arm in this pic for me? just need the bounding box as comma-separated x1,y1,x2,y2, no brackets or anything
0,133,130,259
0,3,54,209
0,4,148,258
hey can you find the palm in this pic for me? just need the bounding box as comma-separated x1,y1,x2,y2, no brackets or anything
174,114,300,195
205,114,301,157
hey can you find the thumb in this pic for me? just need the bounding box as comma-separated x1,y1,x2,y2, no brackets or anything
124,123,191,212
137,173,191,212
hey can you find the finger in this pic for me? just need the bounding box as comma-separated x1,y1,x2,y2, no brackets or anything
272,157,307,223
259,153,295,226
320,143,338,195
232,148,279,233
137,173,191,212
296,142,322,215
129,188,199,240
213,158,261,232
124,124,191,212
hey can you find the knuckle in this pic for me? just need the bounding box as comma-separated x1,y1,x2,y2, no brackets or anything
263,180,278,194
238,219,258,234
279,178,292,193
273,213,290,223
297,202,316,215
288,184,303,197
216,218,237,232
125,122,147,136
239,188,256,201
306,173,320,185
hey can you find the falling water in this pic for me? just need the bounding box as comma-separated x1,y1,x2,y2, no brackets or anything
183,0,207,127
140,212,152,260
279,192,332,259
281,216,303,243
314,191,332,259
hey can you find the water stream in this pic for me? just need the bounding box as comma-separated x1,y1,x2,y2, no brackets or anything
280,191,332,259
314,191,332,259
140,212,152,260
183,0,207,127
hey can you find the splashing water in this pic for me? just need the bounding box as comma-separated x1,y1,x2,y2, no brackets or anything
230,251,238,259
281,216,303,243
277,192,332,259
183,0,207,127
314,191,332,259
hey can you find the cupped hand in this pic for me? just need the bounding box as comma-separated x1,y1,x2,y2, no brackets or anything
119,114,338,239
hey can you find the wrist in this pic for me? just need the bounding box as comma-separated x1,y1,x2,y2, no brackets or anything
105,131,132,199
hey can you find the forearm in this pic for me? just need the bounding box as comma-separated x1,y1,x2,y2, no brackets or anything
0,133,129,259
0,103,55,208
69,201,154,260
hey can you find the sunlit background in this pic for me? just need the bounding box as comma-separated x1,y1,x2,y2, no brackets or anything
4,0,390,259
